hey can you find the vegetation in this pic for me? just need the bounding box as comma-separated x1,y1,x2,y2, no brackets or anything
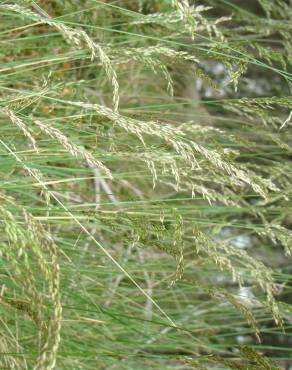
0,0,291,368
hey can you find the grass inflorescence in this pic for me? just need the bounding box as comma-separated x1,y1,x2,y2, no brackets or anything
0,0,292,369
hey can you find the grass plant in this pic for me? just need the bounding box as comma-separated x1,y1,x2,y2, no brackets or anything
0,0,292,368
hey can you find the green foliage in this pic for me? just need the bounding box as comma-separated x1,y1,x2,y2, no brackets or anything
0,0,292,368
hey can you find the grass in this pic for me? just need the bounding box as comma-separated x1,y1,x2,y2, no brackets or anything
0,0,292,369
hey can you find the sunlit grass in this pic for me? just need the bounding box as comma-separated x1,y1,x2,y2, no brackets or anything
0,1,292,369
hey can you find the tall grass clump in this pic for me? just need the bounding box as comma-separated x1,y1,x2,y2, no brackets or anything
0,0,292,368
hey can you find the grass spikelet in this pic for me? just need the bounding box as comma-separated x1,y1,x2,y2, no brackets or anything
0,3,119,111
186,347,282,369
33,119,112,179
1,108,38,152
0,196,62,370
171,0,230,40
210,288,261,343
192,229,282,325
63,98,273,198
